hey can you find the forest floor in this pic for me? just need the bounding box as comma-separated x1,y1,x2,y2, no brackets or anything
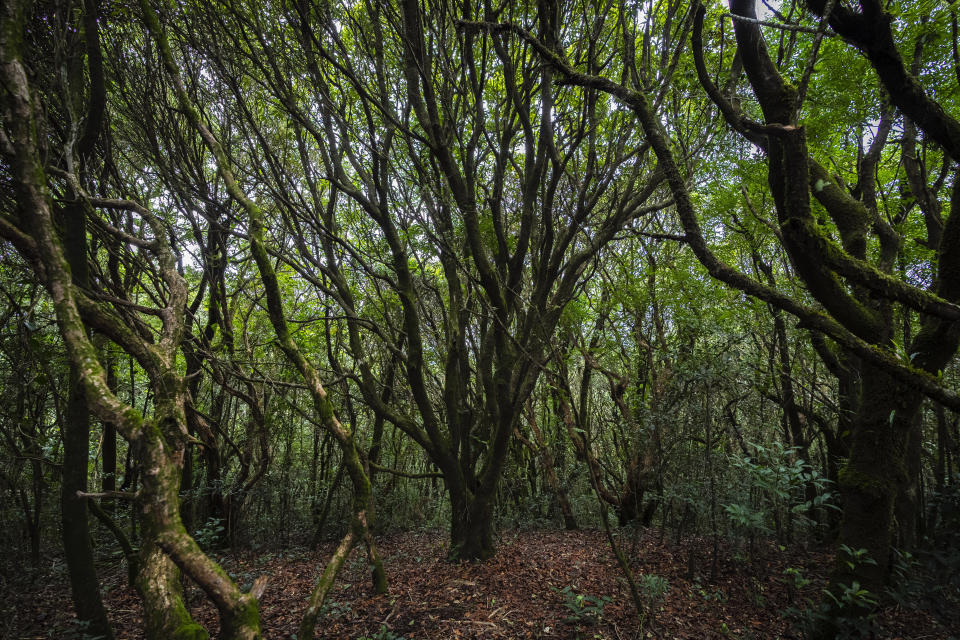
4,528,957,639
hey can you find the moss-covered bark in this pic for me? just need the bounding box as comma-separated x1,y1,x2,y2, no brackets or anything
137,543,207,640
449,494,496,561
135,7,388,629
144,389,265,640
300,531,357,638
1,5,265,635
832,366,921,594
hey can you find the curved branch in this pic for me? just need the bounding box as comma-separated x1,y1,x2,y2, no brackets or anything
460,17,960,412
806,0,960,159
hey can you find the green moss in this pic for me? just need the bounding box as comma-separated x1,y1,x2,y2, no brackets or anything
172,623,209,640
223,599,262,639
318,397,335,423
838,464,895,496
782,80,798,107
372,565,388,594
238,600,262,628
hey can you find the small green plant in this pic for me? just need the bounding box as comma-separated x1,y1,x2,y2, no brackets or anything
194,517,226,550
637,573,670,603
636,573,669,629
724,501,771,535
749,577,767,607
691,583,727,603
782,566,812,604
783,567,812,589
786,593,880,639
823,580,878,610
724,441,839,548
319,599,353,620
357,624,407,640
836,545,877,572
885,548,947,612
554,585,612,625
783,549,880,639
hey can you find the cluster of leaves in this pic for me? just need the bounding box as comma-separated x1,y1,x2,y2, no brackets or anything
554,585,613,626
723,442,837,545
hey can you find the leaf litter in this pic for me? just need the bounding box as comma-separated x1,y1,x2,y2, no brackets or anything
4,528,955,639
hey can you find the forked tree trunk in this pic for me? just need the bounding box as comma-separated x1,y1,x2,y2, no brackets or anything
142,386,265,640
449,486,496,561
136,543,206,640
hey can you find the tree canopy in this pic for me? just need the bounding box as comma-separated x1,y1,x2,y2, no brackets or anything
1,0,959,638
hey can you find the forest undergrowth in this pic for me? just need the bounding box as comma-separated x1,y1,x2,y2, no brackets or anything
4,528,955,640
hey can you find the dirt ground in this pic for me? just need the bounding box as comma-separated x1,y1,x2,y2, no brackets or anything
4,528,956,639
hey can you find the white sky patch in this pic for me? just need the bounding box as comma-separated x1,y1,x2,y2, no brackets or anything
758,2,776,20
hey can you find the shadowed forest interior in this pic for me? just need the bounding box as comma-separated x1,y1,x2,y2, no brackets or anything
1,0,959,638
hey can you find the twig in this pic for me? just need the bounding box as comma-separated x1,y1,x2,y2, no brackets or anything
721,12,835,35
76,489,138,500
795,0,838,112
250,575,269,599
369,462,443,479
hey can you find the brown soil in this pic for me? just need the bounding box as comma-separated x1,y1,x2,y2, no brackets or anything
4,528,955,639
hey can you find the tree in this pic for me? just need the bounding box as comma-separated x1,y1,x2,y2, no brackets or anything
463,0,960,625
1,1,268,636
698,0,960,618
155,0,668,560
3,0,958,637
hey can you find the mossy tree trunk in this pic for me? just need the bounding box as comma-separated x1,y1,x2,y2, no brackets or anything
490,0,960,630
448,485,497,561
133,6,388,636
721,0,960,619
102,349,118,516
55,0,113,631
0,4,267,633
833,366,921,594
61,364,114,639
141,380,265,640
137,539,206,640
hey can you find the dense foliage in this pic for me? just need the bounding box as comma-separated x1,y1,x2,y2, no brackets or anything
1,0,958,638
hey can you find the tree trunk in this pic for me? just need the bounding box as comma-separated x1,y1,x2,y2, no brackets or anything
928,404,948,532
60,200,114,639
300,444,385,638
19,401,44,567
832,364,923,600
299,530,357,638
449,486,496,561
103,351,118,517
139,411,264,640
136,542,207,640
895,413,923,549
